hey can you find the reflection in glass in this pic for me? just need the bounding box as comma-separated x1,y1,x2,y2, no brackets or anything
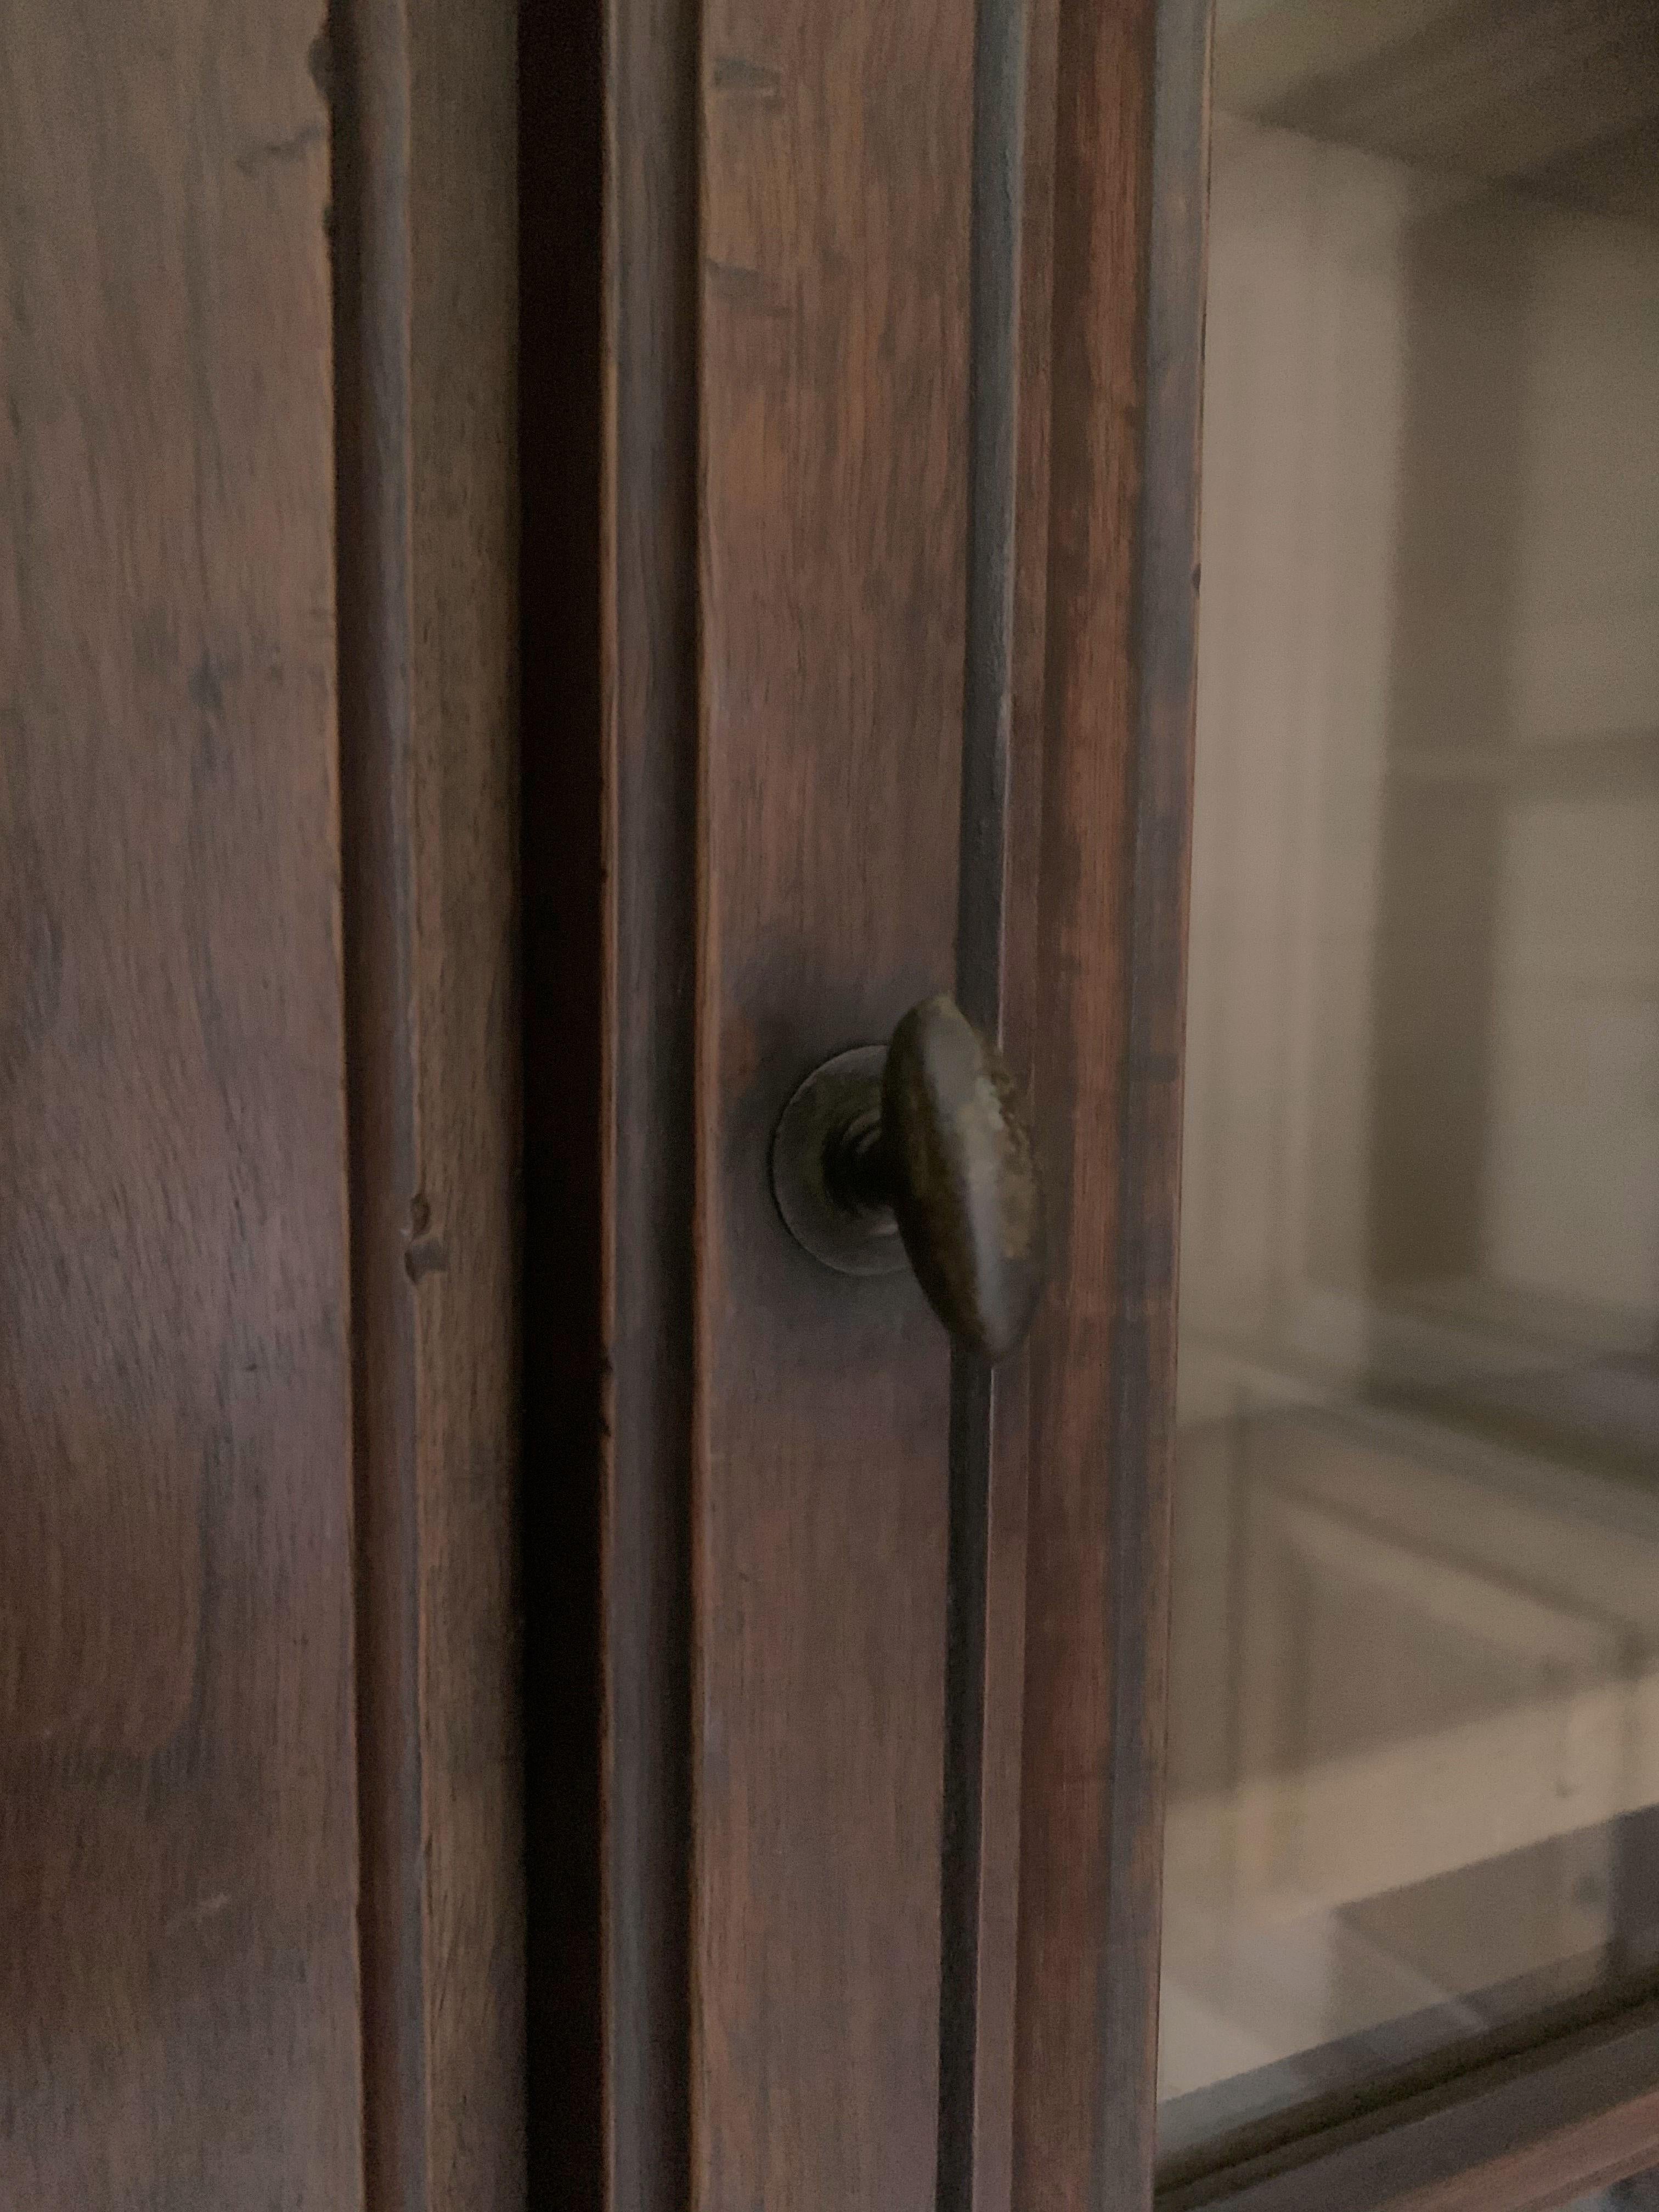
1570,2177,1659,2212
1160,5,1659,2166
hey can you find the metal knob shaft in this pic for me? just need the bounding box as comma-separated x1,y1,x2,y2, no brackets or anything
771,994,1045,1362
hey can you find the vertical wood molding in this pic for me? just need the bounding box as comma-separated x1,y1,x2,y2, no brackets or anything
334,0,524,2200
938,0,1033,2203
1106,0,1211,2186
332,1,428,2199
570,0,705,2205
405,0,524,2200
605,0,703,2194
1009,0,1211,2206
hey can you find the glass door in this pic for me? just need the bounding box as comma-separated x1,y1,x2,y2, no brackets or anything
1161,0,1659,2186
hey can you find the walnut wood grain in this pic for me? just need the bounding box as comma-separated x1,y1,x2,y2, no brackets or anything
0,5,361,2201
1009,1,1211,2209
695,0,975,2199
568,0,1211,2205
334,0,525,2201
402,0,524,2194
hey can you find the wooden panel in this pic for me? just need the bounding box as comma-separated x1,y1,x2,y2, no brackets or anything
1009,0,1211,2207
695,1,973,2202
0,5,362,2203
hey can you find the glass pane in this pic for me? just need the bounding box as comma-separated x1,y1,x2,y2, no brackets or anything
1161,0,1659,2165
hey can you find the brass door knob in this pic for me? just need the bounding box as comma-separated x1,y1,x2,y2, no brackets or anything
771,995,1045,1362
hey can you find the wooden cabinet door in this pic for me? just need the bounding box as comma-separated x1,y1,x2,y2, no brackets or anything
521,2,1211,2209
3,4,520,2205
527,4,1659,2210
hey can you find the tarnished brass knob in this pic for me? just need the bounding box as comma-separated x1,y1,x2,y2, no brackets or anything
770,994,1045,1362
